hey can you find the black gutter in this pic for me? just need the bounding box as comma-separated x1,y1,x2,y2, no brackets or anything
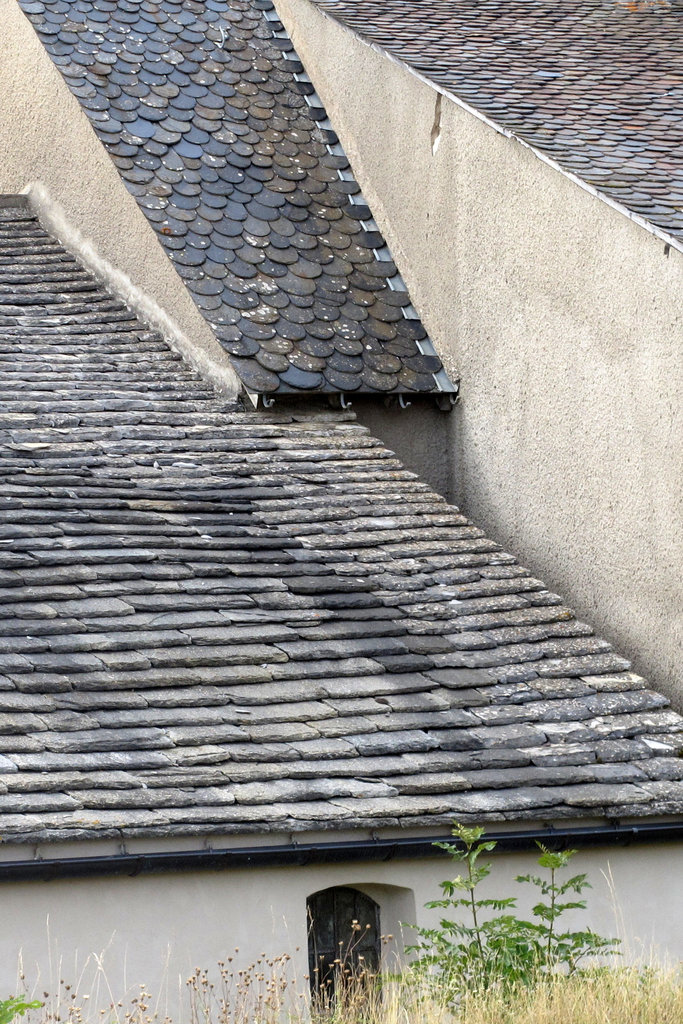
1,821,682,883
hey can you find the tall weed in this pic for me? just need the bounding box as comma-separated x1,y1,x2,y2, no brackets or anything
407,823,620,1002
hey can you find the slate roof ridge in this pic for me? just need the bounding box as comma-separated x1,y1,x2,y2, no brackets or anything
17,0,455,398
308,0,683,247
0,209,681,846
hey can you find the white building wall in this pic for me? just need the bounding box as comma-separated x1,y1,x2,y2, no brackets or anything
1,842,681,1017
273,0,683,709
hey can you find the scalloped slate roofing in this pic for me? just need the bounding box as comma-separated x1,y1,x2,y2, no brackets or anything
1,197,682,845
311,0,683,242
17,0,451,398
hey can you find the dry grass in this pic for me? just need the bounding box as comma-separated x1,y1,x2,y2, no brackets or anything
18,963,682,1024
453,969,683,1024
307,969,683,1024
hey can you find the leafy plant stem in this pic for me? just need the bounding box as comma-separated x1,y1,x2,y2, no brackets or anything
466,843,485,964
546,859,555,965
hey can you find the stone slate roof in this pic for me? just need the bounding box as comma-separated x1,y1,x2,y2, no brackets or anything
311,0,683,242
1,198,682,846
17,0,452,398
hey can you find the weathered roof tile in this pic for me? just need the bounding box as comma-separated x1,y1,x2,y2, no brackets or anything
0,201,681,844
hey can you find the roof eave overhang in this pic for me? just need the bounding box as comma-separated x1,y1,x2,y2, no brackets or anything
2,819,682,883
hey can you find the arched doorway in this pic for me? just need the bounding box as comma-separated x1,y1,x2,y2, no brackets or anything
307,886,381,998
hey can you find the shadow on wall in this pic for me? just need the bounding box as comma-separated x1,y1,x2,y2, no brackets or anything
353,398,460,505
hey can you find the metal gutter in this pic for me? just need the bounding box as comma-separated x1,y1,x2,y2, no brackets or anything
2,821,682,883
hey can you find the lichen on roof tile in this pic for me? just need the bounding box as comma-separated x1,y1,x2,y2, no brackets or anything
17,0,451,397
311,0,683,242
0,197,681,845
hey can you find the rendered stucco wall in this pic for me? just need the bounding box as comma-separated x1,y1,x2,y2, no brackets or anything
275,0,683,708
0,0,240,397
1,842,681,1014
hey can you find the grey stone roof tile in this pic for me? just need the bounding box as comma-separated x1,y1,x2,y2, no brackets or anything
17,1,453,397
639,758,683,781
0,200,681,844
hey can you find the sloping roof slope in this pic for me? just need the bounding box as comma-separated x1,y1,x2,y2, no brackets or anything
1,198,682,845
311,0,683,242
17,0,451,397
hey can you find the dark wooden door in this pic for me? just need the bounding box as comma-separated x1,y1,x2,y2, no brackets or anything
307,886,381,997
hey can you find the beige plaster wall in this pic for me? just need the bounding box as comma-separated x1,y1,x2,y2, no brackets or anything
275,0,683,708
1,841,680,1013
0,0,240,397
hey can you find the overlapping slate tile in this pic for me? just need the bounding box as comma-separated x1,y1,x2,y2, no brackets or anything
17,0,452,397
311,0,683,242
0,199,682,844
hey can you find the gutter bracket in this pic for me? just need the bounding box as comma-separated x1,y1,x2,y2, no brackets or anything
435,391,459,412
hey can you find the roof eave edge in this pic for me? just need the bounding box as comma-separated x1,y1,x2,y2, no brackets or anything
1,820,682,883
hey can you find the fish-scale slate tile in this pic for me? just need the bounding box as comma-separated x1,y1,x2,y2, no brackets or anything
311,0,683,243
17,0,452,397
0,199,682,844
